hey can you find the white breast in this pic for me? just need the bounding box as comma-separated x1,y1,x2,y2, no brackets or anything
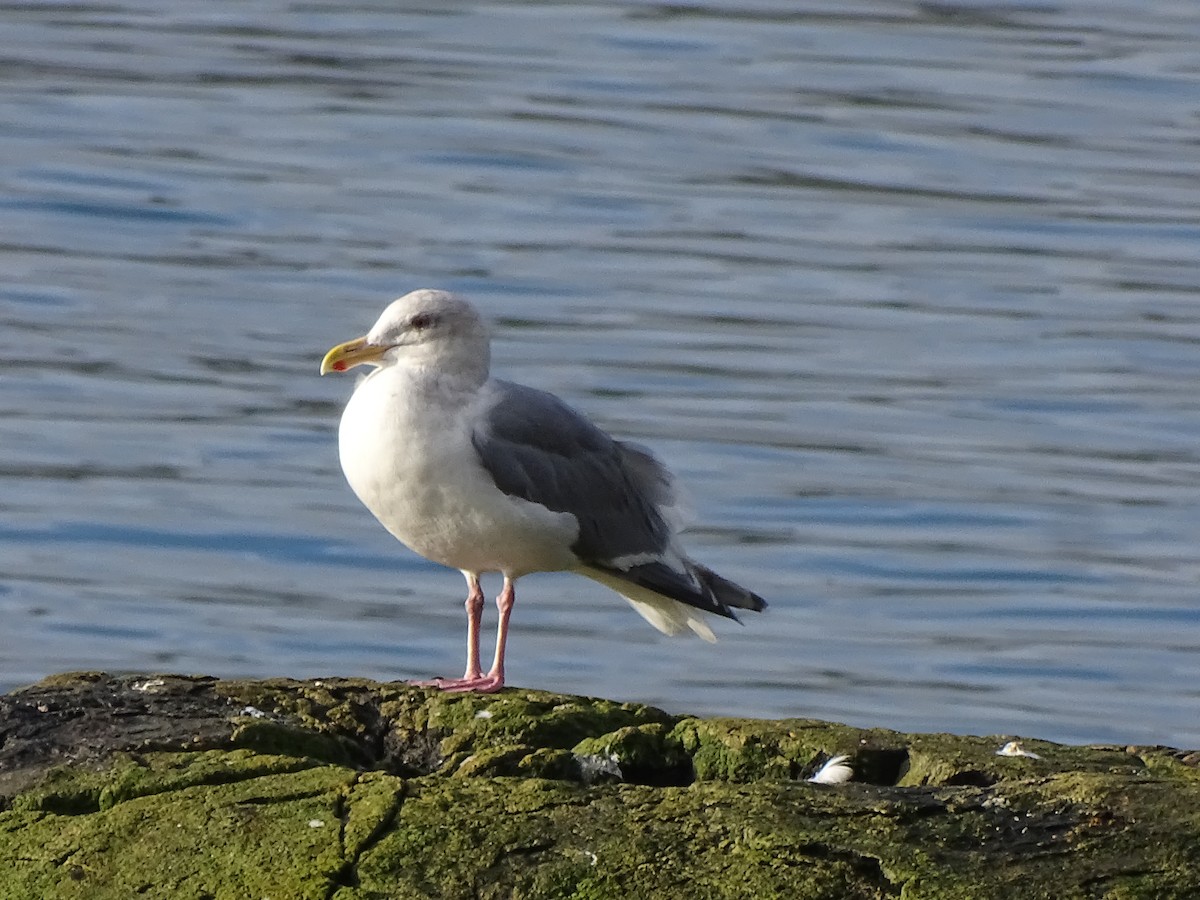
337,367,579,577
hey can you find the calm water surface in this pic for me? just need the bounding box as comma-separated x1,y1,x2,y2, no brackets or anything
3,1,1200,747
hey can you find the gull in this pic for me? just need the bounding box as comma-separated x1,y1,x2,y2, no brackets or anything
320,290,767,693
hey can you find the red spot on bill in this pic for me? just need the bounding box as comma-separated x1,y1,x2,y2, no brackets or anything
333,361,347,371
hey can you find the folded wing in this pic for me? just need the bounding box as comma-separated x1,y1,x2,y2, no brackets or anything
470,380,766,638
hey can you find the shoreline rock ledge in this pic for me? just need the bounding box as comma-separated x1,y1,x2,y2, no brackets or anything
1,672,1197,899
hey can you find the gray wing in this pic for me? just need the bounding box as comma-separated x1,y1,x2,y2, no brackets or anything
471,380,766,621
470,379,675,564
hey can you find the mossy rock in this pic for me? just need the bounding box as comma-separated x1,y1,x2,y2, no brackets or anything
2,672,1199,898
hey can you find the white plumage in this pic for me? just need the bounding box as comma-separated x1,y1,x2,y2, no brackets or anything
321,289,766,692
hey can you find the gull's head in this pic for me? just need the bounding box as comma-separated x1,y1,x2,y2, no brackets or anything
320,289,490,383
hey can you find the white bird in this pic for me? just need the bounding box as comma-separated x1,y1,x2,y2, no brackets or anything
320,290,767,693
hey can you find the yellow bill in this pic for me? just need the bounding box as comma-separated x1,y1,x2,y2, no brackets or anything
320,336,386,375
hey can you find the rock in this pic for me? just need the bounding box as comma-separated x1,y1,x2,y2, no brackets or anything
1,672,1198,898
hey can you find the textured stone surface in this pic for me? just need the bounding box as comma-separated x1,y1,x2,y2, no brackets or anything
1,672,1198,898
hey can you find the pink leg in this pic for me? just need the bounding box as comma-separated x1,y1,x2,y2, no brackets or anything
411,574,486,689
439,577,514,694
460,575,485,680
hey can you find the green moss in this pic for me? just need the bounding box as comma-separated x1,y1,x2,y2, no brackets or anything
230,715,356,764
355,778,901,899
515,748,579,781
670,716,868,782
425,689,674,756
5,673,1200,898
8,764,105,816
571,722,690,785
0,756,363,899
450,745,541,778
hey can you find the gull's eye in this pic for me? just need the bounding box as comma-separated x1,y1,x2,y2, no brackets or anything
409,313,436,330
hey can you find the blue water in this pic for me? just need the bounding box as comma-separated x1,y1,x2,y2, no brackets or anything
3,0,1200,748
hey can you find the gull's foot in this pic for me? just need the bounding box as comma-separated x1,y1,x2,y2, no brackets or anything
410,673,504,693
441,673,504,693
408,674,504,693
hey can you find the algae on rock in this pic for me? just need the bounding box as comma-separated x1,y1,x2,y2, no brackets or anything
1,672,1198,899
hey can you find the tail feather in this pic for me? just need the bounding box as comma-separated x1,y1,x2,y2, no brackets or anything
580,567,719,642
581,556,767,639
691,562,768,615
